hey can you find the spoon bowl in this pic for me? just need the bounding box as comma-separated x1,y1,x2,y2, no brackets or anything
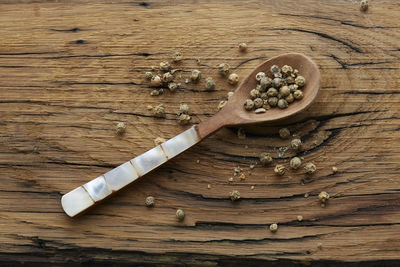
197,53,320,138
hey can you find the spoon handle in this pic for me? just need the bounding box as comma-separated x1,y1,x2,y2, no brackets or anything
61,126,202,217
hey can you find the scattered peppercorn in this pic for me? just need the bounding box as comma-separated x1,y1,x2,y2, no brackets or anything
145,71,152,80
154,137,166,146
218,100,227,110
162,72,173,83
150,75,162,87
205,77,215,90
176,209,185,221
179,103,190,114
191,69,201,82
332,166,338,173
269,223,278,233
290,139,302,150
274,164,286,176
230,190,240,201
259,152,273,166
238,42,248,52
360,0,368,12
228,73,239,85
153,104,166,118
160,61,171,71
168,82,179,92
217,63,230,76
304,162,317,174
290,157,302,169
318,191,329,203
297,215,303,222
279,128,291,139
244,99,255,110
177,114,191,125
145,196,155,207
172,52,183,62
116,122,126,135
228,177,234,183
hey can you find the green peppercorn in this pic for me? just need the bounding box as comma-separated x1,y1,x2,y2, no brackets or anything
360,0,368,12
293,90,303,100
244,99,255,110
217,63,230,76
172,52,183,62
253,98,263,108
267,87,278,97
290,157,302,169
228,73,239,85
176,209,185,221
286,76,295,84
168,82,178,92
268,97,278,107
259,152,273,166
230,190,241,201
191,69,201,82
270,65,280,74
205,77,215,89
290,139,302,150
260,77,272,91
160,61,171,71
285,93,294,103
273,77,283,88
145,72,152,80
145,196,155,207
281,65,293,76
277,99,288,109
256,72,266,82
150,75,162,87
162,72,173,83
304,162,317,174
279,85,290,97
250,89,260,99
274,164,286,176
295,75,306,87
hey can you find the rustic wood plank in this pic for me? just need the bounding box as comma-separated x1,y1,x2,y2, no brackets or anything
0,0,400,265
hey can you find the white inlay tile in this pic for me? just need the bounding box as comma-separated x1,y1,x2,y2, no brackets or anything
83,176,111,202
104,161,138,191
130,145,167,176
61,186,94,217
161,127,199,159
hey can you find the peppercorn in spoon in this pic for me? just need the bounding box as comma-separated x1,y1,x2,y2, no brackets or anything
61,52,320,217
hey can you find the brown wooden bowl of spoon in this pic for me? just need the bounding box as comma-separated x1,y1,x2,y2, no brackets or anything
197,53,320,138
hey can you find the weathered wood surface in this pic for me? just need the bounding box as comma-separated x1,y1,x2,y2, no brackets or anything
0,0,399,265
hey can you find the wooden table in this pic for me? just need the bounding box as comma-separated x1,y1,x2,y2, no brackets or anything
1,0,399,265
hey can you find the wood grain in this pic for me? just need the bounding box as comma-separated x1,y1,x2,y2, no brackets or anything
0,0,399,265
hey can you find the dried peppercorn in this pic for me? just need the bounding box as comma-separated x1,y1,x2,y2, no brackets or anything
259,152,273,166
290,139,302,150
150,75,162,87
116,122,126,135
191,69,201,82
250,89,261,99
293,90,303,100
268,97,278,107
256,72,266,82
160,61,171,71
318,191,329,203
177,114,191,125
230,190,241,201
145,196,155,207
153,104,166,118
217,63,230,76
360,0,368,12
290,157,302,169
205,77,215,90
304,162,317,174
274,164,286,176
295,75,306,87
228,73,239,85
253,98,263,108
238,42,248,52
145,72,152,80
172,52,183,62
244,99,255,110
176,209,185,221
277,99,288,109
269,223,278,233
162,72,173,83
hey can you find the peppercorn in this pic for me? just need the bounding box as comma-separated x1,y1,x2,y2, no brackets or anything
205,77,215,89
217,100,227,110
268,97,278,107
279,86,291,97
116,122,126,135
260,77,272,91
274,164,286,176
332,166,338,173
293,90,303,100
160,61,171,71
179,103,190,114
253,98,263,108
244,99,255,110
259,152,273,166
238,42,248,52
228,73,239,85
269,223,278,233
162,72,173,83
150,89,161,96
227,91,234,98
145,196,155,207
289,84,299,93
277,99,288,109
262,101,271,110
254,108,266,114
304,162,317,174
270,65,280,74
318,191,329,203
281,65,293,76
286,76,295,84
267,87,278,97
250,89,261,99
150,75,162,87
228,177,234,183
176,209,185,221
168,82,179,92
154,137,166,146
290,139,302,150
260,92,268,100
360,0,368,12
295,75,306,87
273,77,284,88
172,52,183,62
297,215,303,222
145,72,152,80
217,63,230,77
153,104,166,118
230,190,240,201
285,93,294,103
191,69,201,82
279,128,290,139
290,157,302,169
177,114,191,125
256,72,266,82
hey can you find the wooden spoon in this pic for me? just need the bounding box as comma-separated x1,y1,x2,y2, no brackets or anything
61,52,320,217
